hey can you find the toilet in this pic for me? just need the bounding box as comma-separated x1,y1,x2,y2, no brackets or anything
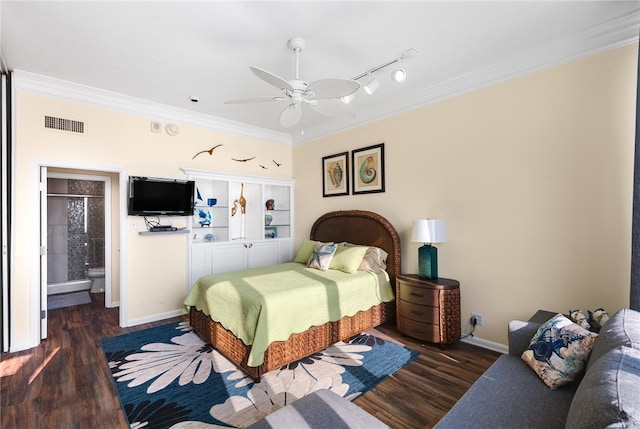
88,267,105,293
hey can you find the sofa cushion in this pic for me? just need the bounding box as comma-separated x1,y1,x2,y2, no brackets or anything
508,320,543,356
565,346,640,429
521,313,598,389
587,308,640,371
434,355,577,429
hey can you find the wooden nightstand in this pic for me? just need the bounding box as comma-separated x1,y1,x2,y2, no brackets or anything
395,274,461,345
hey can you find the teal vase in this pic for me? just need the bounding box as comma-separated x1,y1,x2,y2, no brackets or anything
418,244,438,280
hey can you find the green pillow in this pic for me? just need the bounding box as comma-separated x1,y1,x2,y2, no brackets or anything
294,239,320,264
329,245,369,274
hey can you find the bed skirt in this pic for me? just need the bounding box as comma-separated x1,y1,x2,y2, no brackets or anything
189,301,396,381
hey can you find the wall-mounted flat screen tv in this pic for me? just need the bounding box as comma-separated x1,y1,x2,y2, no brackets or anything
128,176,195,216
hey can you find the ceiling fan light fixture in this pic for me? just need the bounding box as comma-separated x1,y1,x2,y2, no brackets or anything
341,93,355,104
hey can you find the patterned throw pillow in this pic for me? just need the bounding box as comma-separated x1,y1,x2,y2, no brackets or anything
306,242,337,271
522,313,598,389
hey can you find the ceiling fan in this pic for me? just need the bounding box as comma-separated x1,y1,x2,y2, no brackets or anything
225,38,360,128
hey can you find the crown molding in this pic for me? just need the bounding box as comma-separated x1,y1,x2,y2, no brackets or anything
292,8,640,145
11,7,640,147
13,70,293,145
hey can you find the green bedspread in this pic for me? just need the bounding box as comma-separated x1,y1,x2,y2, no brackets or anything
184,262,395,367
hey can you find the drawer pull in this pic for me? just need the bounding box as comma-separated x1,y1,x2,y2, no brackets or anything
410,310,425,316
409,292,423,297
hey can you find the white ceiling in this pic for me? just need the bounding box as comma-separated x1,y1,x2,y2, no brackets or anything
2,1,640,144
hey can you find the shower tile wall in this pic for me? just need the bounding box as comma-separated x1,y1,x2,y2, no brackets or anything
47,196,69,283
47,178,105,284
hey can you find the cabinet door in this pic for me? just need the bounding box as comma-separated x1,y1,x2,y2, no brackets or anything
277,238,293,263
248,241,279,269
211,243,247,274
190,245,213,286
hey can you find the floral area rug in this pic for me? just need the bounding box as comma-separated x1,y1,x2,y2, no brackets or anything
101,321,419,429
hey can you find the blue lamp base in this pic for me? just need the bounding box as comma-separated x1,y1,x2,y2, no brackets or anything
418,244,438,280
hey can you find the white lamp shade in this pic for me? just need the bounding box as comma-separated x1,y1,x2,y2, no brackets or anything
411,219,446,244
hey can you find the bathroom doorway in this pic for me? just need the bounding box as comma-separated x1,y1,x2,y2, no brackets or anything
44,170,113,328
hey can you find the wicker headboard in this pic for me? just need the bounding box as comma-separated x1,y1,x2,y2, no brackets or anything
310,210,401,285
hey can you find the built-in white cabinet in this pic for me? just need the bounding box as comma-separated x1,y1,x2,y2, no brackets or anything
182,169,294,287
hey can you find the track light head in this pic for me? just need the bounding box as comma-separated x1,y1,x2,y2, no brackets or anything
364,75,380,95
391,68,406,82
391,60,406,82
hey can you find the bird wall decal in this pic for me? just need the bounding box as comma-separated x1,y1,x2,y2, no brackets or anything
192,144,223,159
273,159,282,167
231,156,256,162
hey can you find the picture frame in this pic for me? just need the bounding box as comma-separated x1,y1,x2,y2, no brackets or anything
322,151,349,197
352,143,385,194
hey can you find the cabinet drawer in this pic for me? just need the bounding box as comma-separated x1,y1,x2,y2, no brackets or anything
398,283,438,306
398,300,440,323
397,316,441,343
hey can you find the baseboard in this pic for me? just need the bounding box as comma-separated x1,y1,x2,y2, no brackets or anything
460,335,508,354
126,309,185,327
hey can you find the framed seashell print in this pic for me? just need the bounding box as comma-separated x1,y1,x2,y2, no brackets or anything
322,151,349,197
352,143,385,195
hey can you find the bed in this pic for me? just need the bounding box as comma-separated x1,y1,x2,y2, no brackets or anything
186,210,401,381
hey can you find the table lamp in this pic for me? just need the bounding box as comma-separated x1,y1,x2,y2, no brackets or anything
411,219,446,280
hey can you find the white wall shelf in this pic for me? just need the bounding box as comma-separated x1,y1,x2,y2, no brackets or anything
181,168,295,287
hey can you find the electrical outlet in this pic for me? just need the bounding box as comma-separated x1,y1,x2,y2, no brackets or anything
471,312,484,326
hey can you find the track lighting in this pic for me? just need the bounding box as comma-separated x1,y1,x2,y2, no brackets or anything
364,74,380,95
391,61,406,82
351,48,416,95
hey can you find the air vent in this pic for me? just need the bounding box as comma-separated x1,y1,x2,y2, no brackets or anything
44,115,85,134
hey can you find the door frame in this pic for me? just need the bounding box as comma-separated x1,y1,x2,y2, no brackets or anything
45,171,113,308
31,159,128,345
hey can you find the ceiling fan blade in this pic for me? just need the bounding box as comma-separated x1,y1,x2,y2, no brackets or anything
280,103,303,128
250,66,294,92
311,98,356,118
307,79,360,99
225,96,286,104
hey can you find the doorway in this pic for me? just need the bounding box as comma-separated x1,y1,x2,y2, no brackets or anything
47,173,107,297
39,167,120,339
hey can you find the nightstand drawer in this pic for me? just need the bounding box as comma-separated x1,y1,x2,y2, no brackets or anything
397,316,441,343
398,300,440,323
398,283,438,306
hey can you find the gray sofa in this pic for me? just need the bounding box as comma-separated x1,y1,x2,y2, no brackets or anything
435,308,640,429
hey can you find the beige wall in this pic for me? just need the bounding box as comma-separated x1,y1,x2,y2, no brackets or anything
12,93,292,350
10,42,637,351
294,43,638,347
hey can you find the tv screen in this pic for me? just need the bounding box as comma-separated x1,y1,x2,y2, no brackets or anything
128,176,195,216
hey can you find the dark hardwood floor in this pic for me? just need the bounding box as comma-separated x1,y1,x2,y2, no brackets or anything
1,293,500,428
